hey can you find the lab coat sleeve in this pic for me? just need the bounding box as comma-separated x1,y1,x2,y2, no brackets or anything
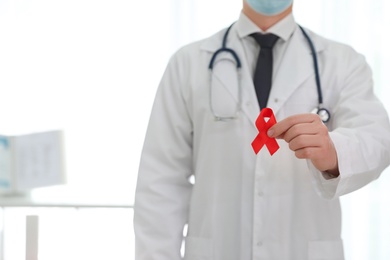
309,46,390,199
134,49,193,260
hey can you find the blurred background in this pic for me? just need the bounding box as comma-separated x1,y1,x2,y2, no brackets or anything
0,0,389,259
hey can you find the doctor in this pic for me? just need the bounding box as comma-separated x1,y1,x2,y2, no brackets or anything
134,0,390,259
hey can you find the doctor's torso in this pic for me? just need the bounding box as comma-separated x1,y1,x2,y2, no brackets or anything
167,13,357,260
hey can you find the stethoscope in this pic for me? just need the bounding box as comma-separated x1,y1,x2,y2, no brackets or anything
208,23,331,123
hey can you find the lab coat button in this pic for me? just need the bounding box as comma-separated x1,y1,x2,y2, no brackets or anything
246,101,251,106
257,191,264,197
274,98,279,103
257,241,263,247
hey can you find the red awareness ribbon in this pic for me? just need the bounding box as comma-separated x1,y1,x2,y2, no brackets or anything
252,108,279,155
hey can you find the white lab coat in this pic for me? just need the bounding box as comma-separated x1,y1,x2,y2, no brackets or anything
134,22,390,260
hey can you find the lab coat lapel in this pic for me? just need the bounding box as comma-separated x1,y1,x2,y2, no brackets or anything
267,27,323,116
231,37,263,124
239,44,263,125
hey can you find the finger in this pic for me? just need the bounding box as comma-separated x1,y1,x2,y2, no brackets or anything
282,122,321,143
288,134,323,152
294,146,338,172
294,147,320,160
268,113,320,138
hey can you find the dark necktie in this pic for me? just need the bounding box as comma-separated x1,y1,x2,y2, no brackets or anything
251,33,279,109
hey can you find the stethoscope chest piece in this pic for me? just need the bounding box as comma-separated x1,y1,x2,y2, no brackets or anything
311,107,331,123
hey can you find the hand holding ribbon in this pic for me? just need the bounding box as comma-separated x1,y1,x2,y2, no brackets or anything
267,113,339,177
252,108,279,155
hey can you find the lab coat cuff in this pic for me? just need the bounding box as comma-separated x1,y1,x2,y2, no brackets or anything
308,161,341,200
308,132,351,199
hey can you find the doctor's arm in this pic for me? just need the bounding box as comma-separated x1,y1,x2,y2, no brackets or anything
134,50,193,260
270,49,390,199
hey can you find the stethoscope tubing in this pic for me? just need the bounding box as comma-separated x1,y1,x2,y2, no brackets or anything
209,23,331,123
298,26,323,106
209,24,241,70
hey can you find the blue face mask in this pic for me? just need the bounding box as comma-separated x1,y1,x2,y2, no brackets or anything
246,0,293,16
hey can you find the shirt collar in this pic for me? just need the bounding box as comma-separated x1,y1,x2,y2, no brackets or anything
236,12,296,42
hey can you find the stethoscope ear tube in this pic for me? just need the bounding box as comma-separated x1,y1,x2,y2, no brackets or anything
299,26,323,106
299,26,331,124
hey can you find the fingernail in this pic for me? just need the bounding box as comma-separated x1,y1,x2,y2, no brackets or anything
267,129,274,137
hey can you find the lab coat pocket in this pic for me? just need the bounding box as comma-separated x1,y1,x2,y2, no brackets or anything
308,240,344,260
184,237,213,260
